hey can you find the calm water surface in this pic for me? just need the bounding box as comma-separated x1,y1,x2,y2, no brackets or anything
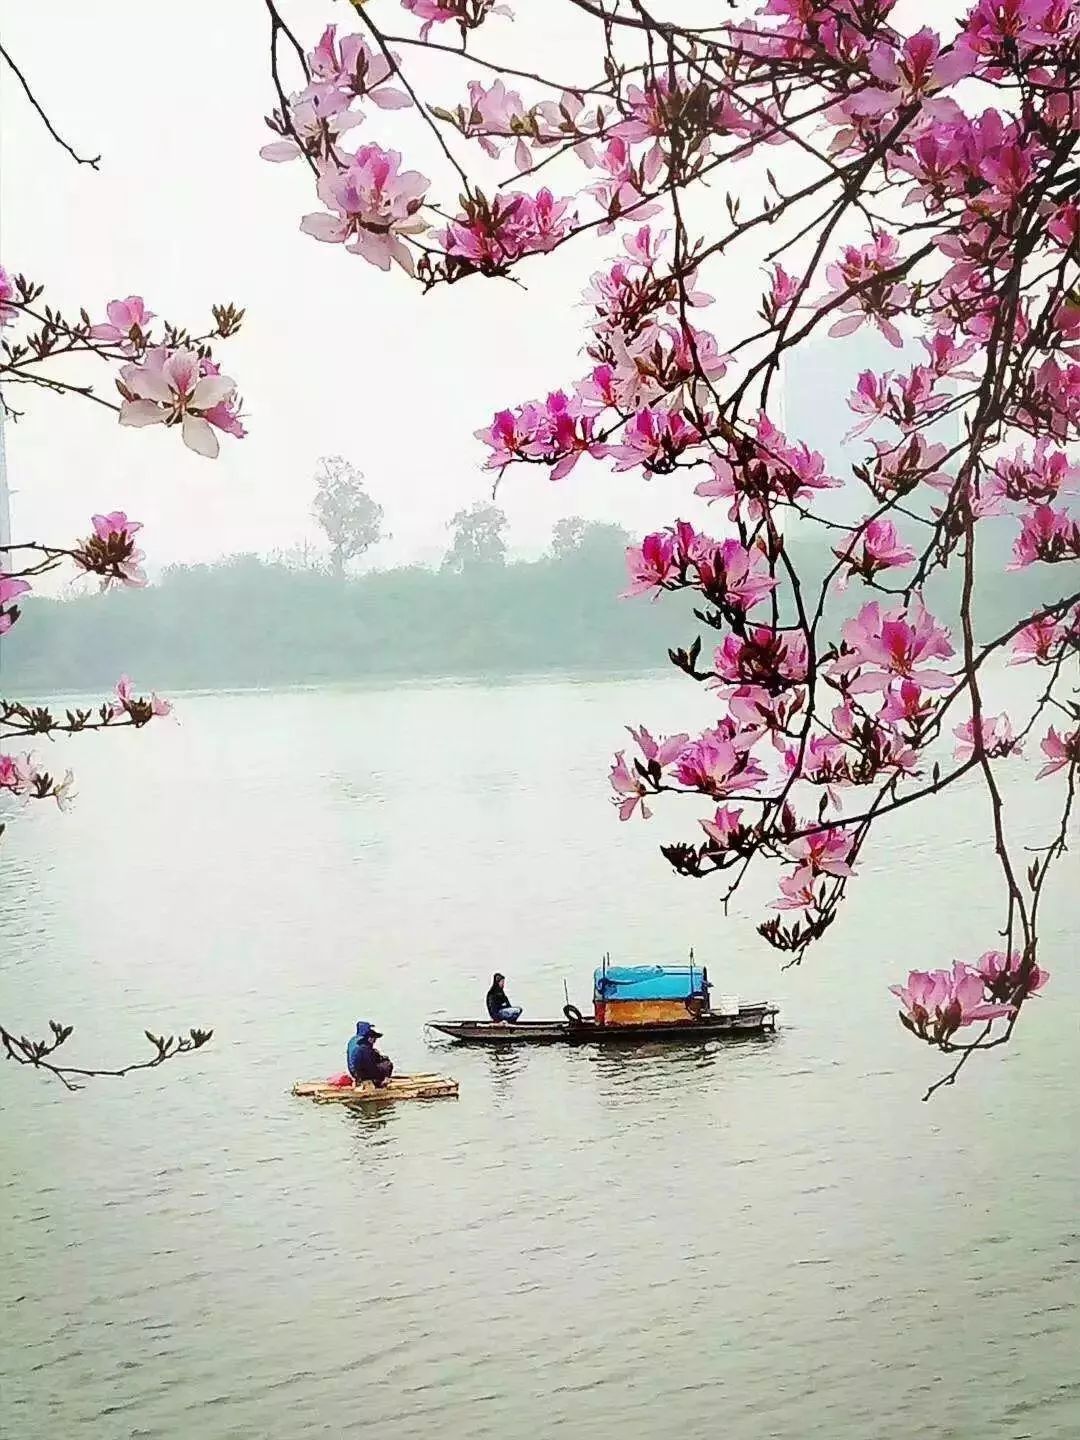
2,676,1078,1440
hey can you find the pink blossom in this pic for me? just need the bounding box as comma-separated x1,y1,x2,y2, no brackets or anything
699,539,778,615
761,264,801,323
786,826,856,877
695,417,838,520
1037,726,1080,779
627,724,689,771
0,574,31,634
401,0,512,41
891,961,1014,1042
879,679,937,729
601,408,700,474
1048,199,1079,251
73,511,146,588
89,296,155,347
117,346,242,459
674,727,767,797
849,29,974,121
584,137,664,229
301,145,429,273
771,866,822,913
439,189,575,268
962,0,1066,59
921,333,978,377
624,531,677,596
457,79,533,164
989,441,1078,507
822,232,910,348
976,949,1050,1001
832,601,954,692
865,434,951,498
1014,356,1080,439
0,752,36,795
306,27,410,109
783,733,850,801
700,805,747,850
110,675,172,725
197,359,247,441
475,392,595,478
714,627,809,692
833,517,915,582
575,364,619,414
260,86,365,164
1010,612,1079,665
845,369,891,436
952,713,1019,762
609,750,651,821
870,28,976,96
0,265,16,326
1010,505,1080,568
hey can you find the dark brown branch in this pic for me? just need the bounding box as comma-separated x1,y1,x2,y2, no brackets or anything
0,40,101,168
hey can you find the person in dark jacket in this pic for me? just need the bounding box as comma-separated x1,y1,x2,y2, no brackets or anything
346,1021,394,1087
486,973,522,1024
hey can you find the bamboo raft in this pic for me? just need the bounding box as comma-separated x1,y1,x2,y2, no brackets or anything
292,1073,459,1104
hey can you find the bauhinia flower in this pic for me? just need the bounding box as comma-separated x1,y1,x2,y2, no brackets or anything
301,144,429,273
833,517,916,582
1010,505,1080,568
609,749,651,821
0,574,31,634
1037,726,1080,779
401,0,513,42
0,265,17,326
117,346,243,458
72,512,146,588
976,949,1049,1003
785,826,856,877
1010,611,1080,665
89,296,155,349
890,961,1014,1043
952,713,1019,762
109,675,173,727
0,752,36,795
831,601,954,692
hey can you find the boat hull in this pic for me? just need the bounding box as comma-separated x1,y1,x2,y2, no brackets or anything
427,1006,778,1045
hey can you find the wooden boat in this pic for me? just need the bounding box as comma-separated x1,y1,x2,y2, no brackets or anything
429,961,778,1045
428,1004,778,1046
292,1073,459,1103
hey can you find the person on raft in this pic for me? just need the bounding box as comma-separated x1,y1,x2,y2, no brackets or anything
346,1021,394,1088
486,973,522,1024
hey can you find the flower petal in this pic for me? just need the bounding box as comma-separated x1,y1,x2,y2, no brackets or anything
259,140,301,162
191,375,234,411
119,399,166,428
181,414,220,459
300,212,350,243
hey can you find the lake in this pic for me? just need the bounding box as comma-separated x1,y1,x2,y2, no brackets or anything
2,674,1078,1439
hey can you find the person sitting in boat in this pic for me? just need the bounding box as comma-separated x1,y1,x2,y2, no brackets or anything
486,973,522,1024
346,1020,394,1088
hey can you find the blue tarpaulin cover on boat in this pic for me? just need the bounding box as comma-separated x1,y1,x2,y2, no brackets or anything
593,965,709,1000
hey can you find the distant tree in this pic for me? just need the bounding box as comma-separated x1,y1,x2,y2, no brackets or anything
443,502,508,573
551,516,587,558
269,540,327,573
312,456,384,583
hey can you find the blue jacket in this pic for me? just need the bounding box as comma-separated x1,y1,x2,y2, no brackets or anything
346,1021,389,1084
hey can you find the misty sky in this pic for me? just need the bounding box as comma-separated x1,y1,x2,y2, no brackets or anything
1,0,930,576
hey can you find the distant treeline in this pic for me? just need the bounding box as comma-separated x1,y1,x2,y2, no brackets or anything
2,524,675,694
2,519,1069,697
